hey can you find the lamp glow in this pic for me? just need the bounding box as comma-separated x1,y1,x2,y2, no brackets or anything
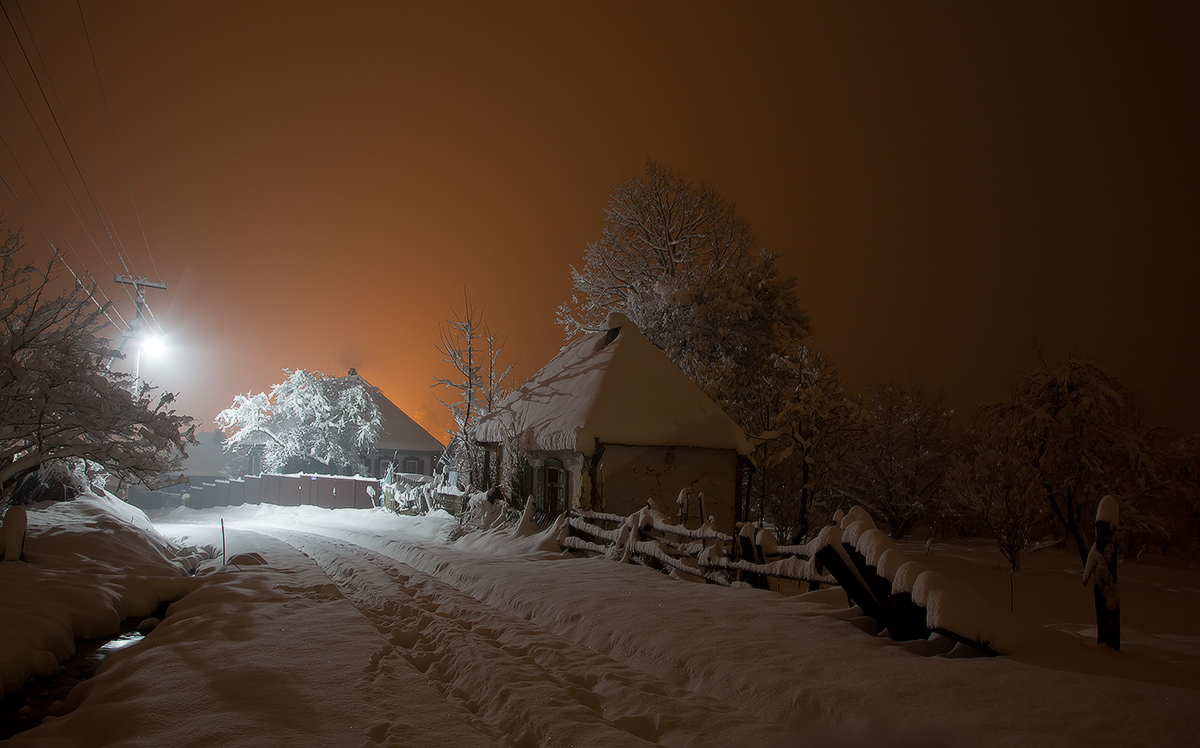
141,334,166,359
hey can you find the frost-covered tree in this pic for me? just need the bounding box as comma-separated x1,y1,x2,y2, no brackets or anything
1006,357,1156,566
0,228,194,504
433,294,512,489
947,407,1046,570
838,382,956,539
1152,434,1200,555
754,349,863,542
216,368,380,475
558,161,812,429
559,162,817,526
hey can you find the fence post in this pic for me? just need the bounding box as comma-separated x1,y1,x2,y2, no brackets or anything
1084,495,1120,651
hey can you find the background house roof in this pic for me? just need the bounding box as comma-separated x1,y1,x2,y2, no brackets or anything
350,372,446,453
475,317,751,456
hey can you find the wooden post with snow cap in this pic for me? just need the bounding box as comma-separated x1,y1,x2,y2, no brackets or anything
1,505,28,562
1083,495,1120,651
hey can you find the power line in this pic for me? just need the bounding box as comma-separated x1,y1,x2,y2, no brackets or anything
0,0,133,280
73,0,160,280
0,53,115,275
0,168,127,331
11,0,144,285
0,56,119,281
9,0,139,287
0,0,166,341
0,0,150,327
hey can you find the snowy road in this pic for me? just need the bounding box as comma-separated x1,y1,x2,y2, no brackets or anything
9,501,1200,747
258,527,796,747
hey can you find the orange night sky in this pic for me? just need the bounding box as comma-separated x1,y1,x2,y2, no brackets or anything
2,1,1197,441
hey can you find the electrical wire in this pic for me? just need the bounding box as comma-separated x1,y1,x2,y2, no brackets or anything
0,0,133,280
0,168,127,331
0,53,116,276
0,0,167,341
0,59,136,331
72,0,160,280
13,0,140,288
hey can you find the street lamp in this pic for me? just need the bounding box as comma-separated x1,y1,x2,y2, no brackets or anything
134,332,167,386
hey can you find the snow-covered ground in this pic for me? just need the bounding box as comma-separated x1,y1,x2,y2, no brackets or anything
3,494,1199,747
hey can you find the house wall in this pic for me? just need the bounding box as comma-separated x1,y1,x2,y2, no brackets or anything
594,445,739,534
484,443,739,533
364,449,441,479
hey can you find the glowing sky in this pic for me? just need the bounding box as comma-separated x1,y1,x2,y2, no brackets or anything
2,1,1197,441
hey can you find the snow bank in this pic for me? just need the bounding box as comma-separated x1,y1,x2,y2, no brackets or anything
0,493,200,696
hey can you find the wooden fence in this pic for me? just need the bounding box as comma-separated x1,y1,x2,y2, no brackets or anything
184,473,381,510
563,503,999,654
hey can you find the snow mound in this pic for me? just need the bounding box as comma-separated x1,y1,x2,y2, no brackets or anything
0,492,200,696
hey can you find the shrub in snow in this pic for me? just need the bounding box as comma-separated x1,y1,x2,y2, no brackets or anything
837,382,956,539
457,489,521,535
1002,357,1155,567
946,406,1046,571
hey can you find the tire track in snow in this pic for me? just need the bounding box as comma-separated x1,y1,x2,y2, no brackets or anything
262,528,794,748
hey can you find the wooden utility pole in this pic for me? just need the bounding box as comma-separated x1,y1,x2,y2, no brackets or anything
114,274,168,383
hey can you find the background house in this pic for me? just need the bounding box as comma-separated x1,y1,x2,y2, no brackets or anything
184,371,445,481
474,314,752,532
356,370,446,478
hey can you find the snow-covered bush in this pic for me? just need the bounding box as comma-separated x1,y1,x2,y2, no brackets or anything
946,408,1047,571
838,382,956,539
1,227,195,506
452,488,523,539
7,459,109,506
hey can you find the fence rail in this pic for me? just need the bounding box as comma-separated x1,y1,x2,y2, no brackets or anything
562,503,999,655
565,507,835,588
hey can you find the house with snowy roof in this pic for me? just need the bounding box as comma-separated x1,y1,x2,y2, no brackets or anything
473,314,752,533
191,370,445,481
352,370,447,478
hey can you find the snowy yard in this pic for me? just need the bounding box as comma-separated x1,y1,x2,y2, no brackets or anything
3,494,1199,747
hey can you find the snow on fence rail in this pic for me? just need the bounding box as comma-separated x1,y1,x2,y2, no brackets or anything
563,498,1008,655
564,500,834,588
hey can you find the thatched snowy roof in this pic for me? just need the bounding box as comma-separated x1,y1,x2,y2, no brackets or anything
474,315,751,456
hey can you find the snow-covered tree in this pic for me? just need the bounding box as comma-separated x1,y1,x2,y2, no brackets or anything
216,368,380,475
558,161,818,527
0,228,194,504
753,348,863,542
557,161,812,429
1006,357,1156,566
947,407,1046,570
433,294,512,489
838,382,956,539
1152,434,1200,555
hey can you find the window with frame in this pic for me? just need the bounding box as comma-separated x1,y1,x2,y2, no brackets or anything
540,458,567,515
